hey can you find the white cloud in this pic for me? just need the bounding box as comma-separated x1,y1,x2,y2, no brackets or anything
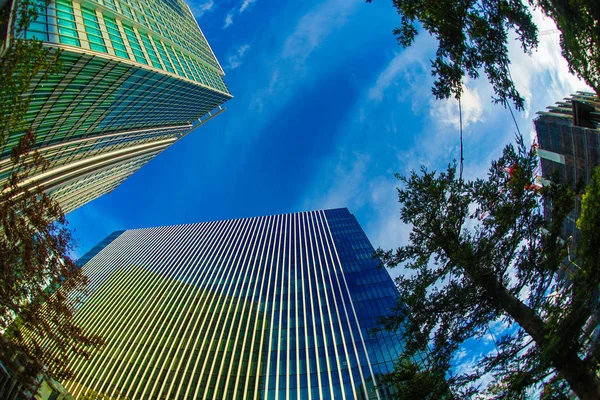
225,44,250,70
188,0,214,18
507,8,591,117
282,0,361,62
430,83,484,130
367,40,433,102
239,0,257,13
246,0,361,118
306,152,371,211
223,0,257,29
223,11,234,29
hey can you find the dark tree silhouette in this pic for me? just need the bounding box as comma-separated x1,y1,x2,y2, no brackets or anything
0,0,102,393
378,137,600,398
369,0,538,110
537,0,600,96
0,130,103,392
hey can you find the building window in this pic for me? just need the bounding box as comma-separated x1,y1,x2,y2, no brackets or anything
81,6,107,53
56,0,80,47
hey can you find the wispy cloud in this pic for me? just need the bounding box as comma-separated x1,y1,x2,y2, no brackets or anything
188,0,214,18
507,8,591,117
282,0,360,62
306,152,371,211
225,44,250,70
246,0,359,116
367,41,433,102
223,0,258,29
239,0,257,13
429,83,483,130
223,12,234,29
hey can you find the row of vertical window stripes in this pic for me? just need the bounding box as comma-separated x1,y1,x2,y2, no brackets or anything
55,211,391,399
2,50,228,159
24,0,229,94
324,209,410,382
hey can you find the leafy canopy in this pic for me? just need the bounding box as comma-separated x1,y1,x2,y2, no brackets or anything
0,0,61,151
536,0,600,96
377,136,600,399
369,0,539,110
0,130,104,392
373,0,600,108
0,0,102,392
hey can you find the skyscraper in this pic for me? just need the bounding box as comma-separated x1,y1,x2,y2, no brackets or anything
1,0,232,213
58,208,405,399
534,91,599,241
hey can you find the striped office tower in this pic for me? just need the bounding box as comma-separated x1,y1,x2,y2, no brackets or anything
1,0,231,213
64,208,405,399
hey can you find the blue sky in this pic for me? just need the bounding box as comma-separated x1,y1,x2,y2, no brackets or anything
67,0,590,273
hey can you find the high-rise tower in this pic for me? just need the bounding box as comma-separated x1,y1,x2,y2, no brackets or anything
534,91,599,241
58,208,406,399
1,0,232,213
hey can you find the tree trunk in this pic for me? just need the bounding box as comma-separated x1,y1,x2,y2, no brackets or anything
478,271,600,400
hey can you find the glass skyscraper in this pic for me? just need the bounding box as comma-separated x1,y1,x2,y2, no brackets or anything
61,208,404,399
1,0,232,213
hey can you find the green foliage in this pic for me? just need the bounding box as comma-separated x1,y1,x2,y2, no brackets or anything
0,131,104,392
0,0,100,393
536,0,600,96
576,167,600,263
378,136,600,399
373,0,600,107
369,0,539,110
0,0,61,151
378,357,456,399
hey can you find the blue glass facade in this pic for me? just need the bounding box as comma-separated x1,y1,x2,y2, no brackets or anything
61,208,403,399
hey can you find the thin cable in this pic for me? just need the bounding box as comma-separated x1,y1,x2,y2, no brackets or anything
507,102,522,138
459,97,464,182
506,66,523,138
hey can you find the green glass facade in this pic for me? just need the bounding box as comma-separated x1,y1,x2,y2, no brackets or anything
2,0,232,213
58,208,409,399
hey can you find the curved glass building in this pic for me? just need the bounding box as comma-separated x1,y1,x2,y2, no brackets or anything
64,208,406,399
1,0,232,213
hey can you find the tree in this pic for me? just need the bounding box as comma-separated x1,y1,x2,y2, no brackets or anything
368,0,539,110
0,130,104,392
0,0,102,393
536,0,600,96
372,0,600,110
377,357,456,399
377,136,600,399
1,0,61,148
